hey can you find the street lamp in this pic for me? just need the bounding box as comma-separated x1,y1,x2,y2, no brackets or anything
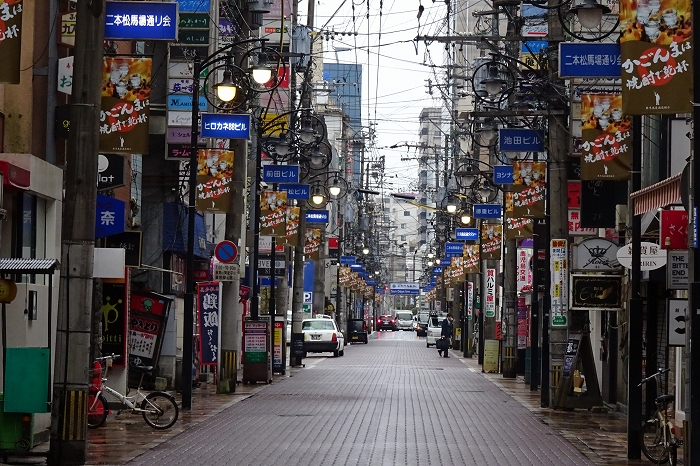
446,194,459,214
311,185,326,206
569,0,611,28
362,246,370,255
185,39,285,409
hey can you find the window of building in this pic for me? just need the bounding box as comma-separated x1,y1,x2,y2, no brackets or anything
401,235,407,241
403,211,410,216
401,223,406,229
12,192,47,284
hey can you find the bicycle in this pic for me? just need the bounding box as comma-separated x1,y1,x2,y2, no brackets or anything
638,367,681,465
87,354,179,430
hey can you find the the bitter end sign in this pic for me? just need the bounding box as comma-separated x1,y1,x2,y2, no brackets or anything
214,240,238,263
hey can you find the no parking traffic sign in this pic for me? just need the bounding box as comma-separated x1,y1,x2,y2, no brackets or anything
214,240,238,263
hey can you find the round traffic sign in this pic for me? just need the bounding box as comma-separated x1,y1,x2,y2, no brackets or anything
214,240,238,263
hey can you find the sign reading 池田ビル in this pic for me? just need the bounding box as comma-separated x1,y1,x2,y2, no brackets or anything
619,0,692,115
580,93,631,181
100,57,152,154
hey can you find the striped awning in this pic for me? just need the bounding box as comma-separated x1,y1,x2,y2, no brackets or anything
630,172,683,216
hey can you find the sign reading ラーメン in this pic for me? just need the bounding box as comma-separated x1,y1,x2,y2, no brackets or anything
619,0,692,114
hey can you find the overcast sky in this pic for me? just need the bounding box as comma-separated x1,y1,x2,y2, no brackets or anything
298,0,454,193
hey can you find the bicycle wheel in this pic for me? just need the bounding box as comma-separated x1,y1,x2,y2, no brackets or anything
640,418,669,464
141,391,179,429
87,390,108,429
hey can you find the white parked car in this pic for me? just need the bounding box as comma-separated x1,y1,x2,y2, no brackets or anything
394,311,414,331
426,314,443,347
302,318,345,357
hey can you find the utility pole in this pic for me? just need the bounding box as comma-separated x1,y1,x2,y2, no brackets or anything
49,0,104,463
219,15,251,393
289,0,313,366
545,0,569,406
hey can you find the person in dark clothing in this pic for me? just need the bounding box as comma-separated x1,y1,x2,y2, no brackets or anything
438,313,454,358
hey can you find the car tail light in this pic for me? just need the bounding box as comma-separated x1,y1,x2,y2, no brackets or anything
391,319,396,323
377,319,382,324
332,333,337,342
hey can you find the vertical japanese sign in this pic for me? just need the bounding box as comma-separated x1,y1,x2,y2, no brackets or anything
260,190,288,236
101,282,127,366
0,0,23,84
485,268,496,317
550,239,568,327
129,292,172,371
196,149,234,213
580,93,631,180
100,57,152,153
506,192,534,240
197,282,221,365
467,281,474,320
516,248,533,293
304,228,321,260
619,0,692,114
511,161,546,218
273,320,284,372
480,223,503,260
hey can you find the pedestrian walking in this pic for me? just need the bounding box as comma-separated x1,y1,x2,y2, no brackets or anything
438,313,454,358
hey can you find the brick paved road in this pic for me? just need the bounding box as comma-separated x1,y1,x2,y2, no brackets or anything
125,331,596,466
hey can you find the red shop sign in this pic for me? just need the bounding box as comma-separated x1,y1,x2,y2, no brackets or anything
660,210,688,250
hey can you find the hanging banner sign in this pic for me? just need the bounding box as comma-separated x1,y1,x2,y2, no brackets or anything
551,239,568,327
619,0,692,115
260,190,288,237
463,243,480,273
304,228,321,260
505,192,534,240
197,282,221,365
516,248,533,294
0,0,23,84
480,224,502,261
485,269,496,318
580,93,631,180
570,274,623,310
100,56,152,154
196,149,234,213
467,282,474,320
512,161,546,218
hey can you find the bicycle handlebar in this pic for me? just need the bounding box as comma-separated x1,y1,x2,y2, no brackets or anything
638,367,669,387
95,354,121,362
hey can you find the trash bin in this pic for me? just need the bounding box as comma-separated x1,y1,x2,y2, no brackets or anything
0,394,33,451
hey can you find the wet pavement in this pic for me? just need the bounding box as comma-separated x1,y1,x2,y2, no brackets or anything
0,331,664,465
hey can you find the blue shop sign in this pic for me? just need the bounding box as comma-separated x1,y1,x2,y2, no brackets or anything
493,165,514,184
105,1,179,40
305,210,329,223
168,94,208,111
433,267,443,274
95,194,126,238
522,40,548,54
279,183,310,200
201,113,251,139
499,128,545,152
262,165,300,183
455,228,479,241
349,264,362,269
559,42,621,78
444,242,463,258
176,0,210,13
474,204,502,219
340,256,356,265
366,279,377,286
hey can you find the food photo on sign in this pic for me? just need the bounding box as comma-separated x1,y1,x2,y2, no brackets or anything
100,57,152,153
511,161,546,218
196,149,234,213
619,0,692,114
580,93,631,181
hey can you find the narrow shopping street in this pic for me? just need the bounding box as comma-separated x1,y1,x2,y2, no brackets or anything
72,332,647,466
